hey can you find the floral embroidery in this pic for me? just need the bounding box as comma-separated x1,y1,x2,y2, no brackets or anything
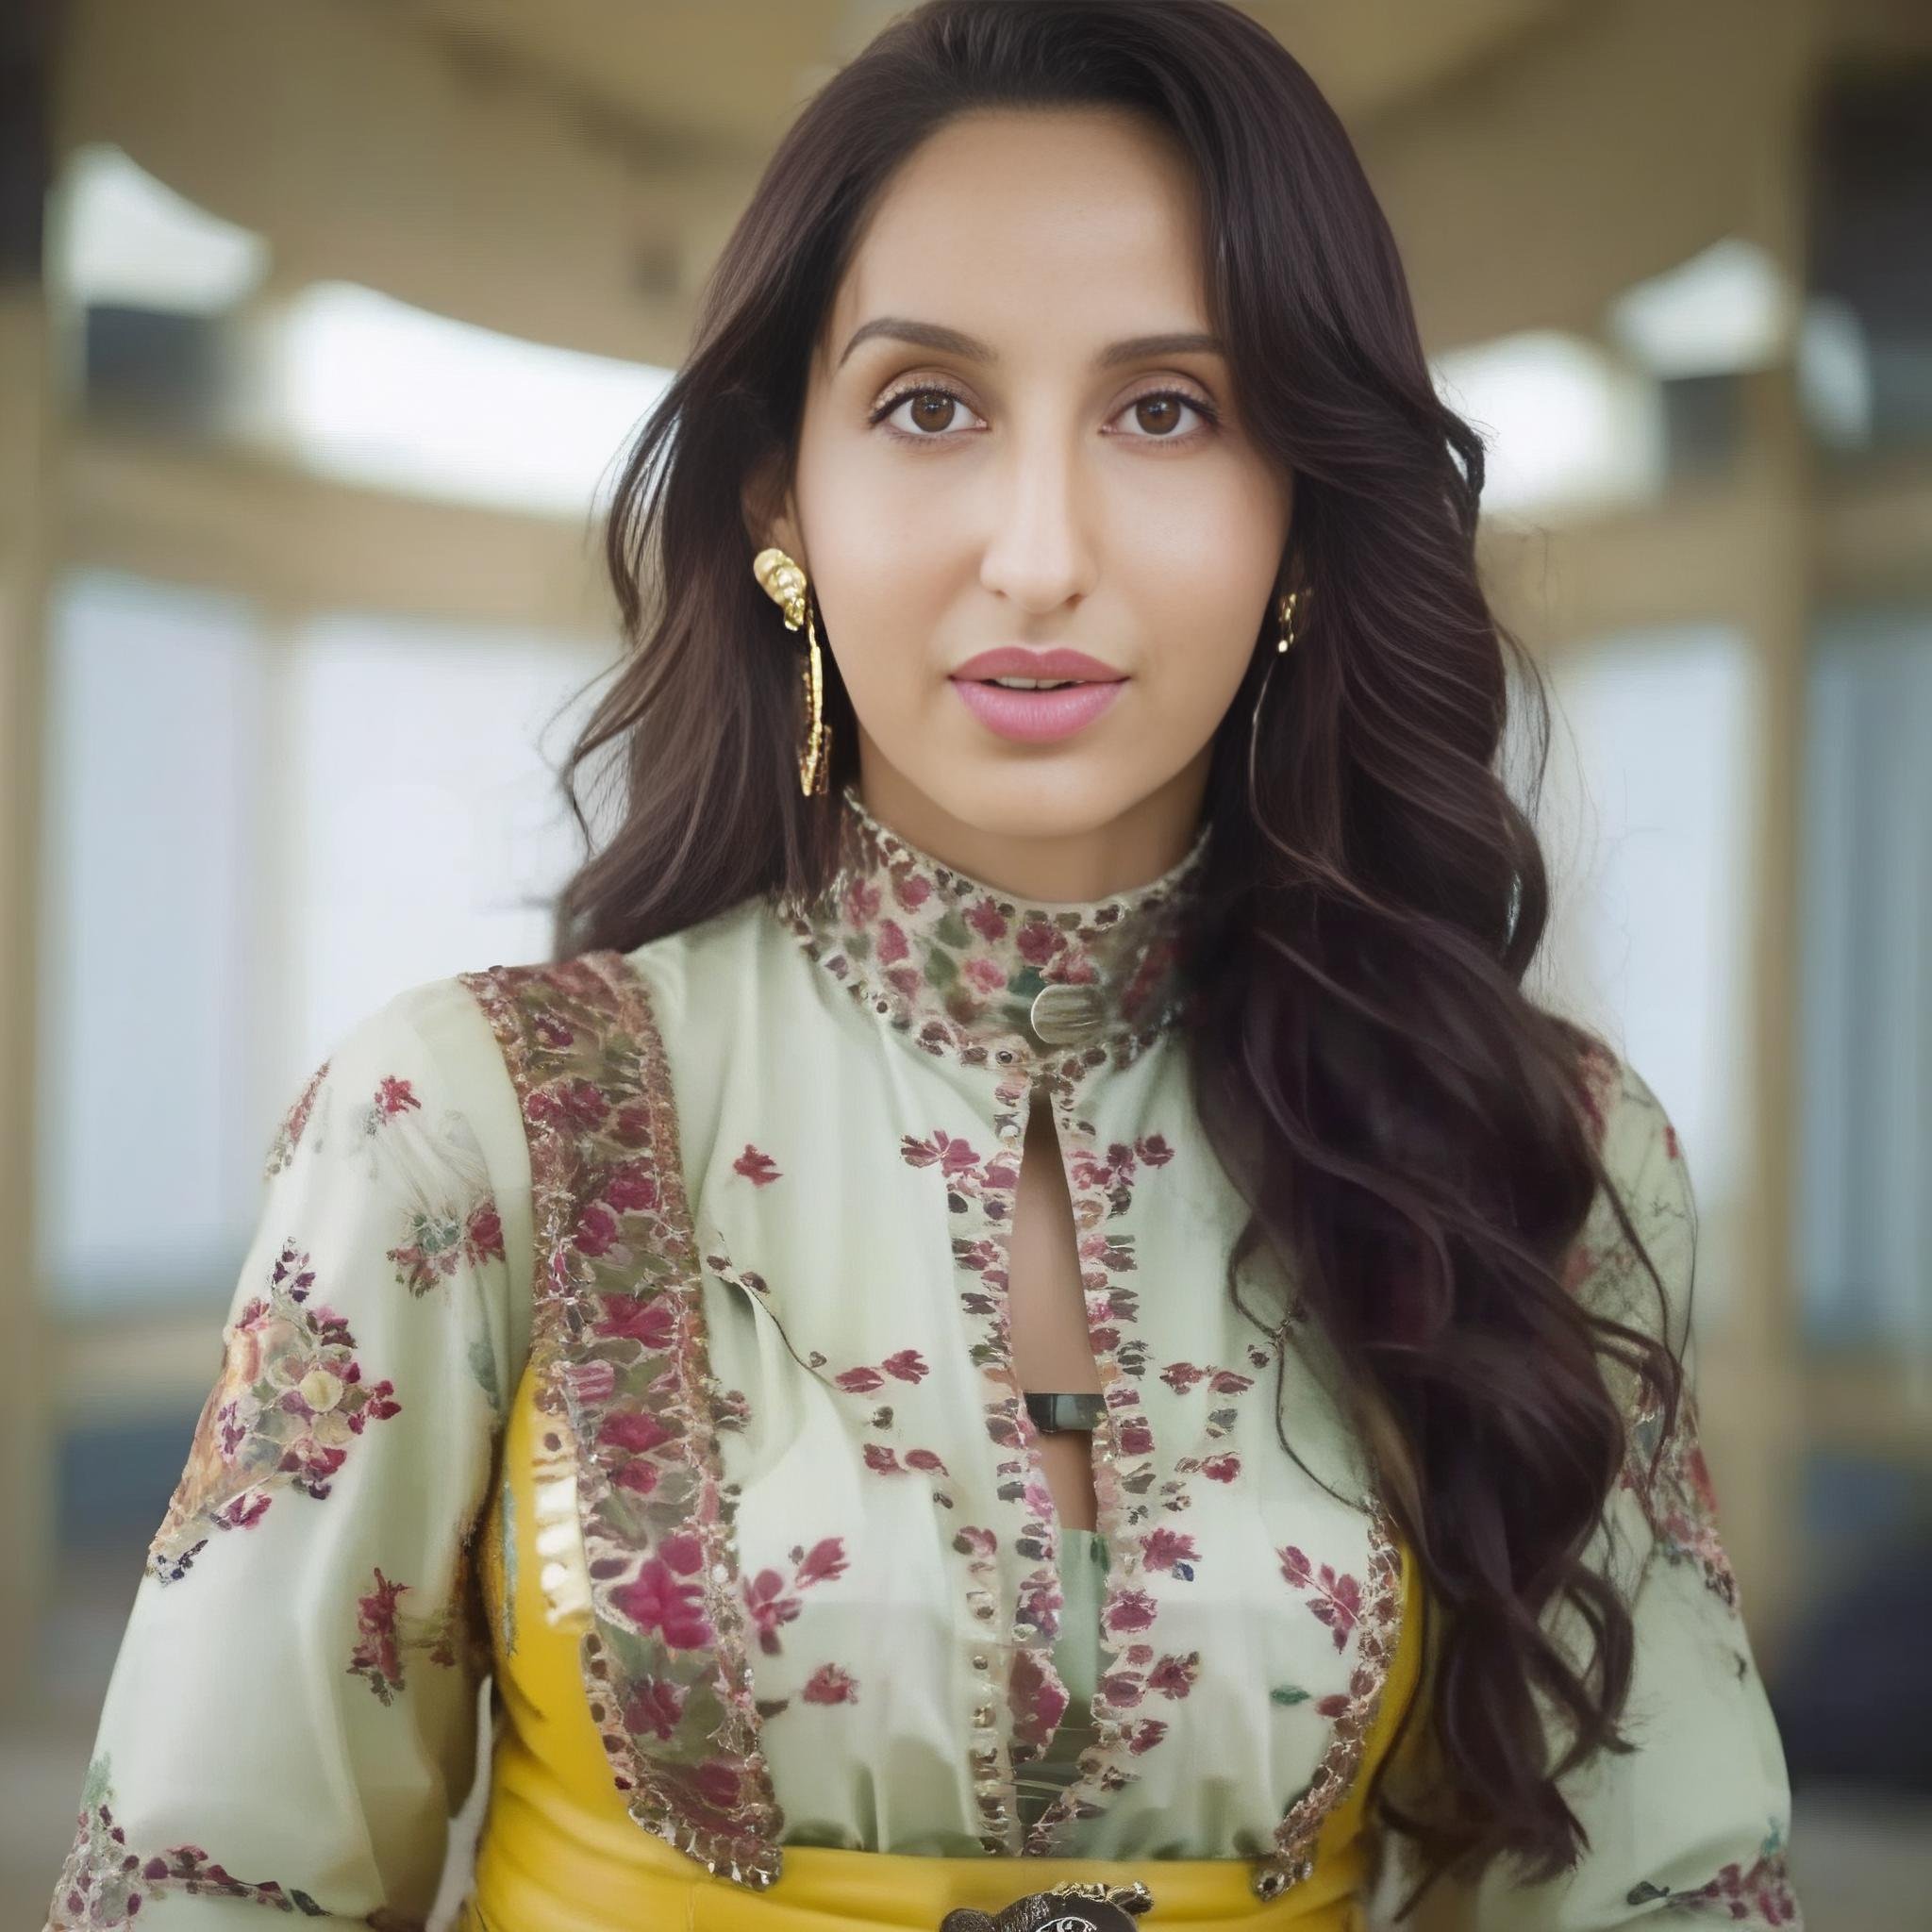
733,1143,782,1185
773,778,1210,1066
741,1537,851,1655
801,1662,859,1705
1571,1044,1742,1612
1627,1822,1801,1924
388,1195,505,1297
1277,1545,1368,1653
460,954,786,1890
347,1558,482,1704
148,1238,402,1584
48,1754,417,1928
261,1057,328,1179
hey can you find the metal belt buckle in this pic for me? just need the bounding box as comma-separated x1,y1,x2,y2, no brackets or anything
940,1878,1155,1930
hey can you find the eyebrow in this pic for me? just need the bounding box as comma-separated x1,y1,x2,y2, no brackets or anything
836,316,1226,371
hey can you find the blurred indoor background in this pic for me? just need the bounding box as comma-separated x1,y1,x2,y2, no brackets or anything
3,1,1930,1925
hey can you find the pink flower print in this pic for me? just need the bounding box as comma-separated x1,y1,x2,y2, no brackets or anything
899,1128,982,1178
611,1555,713,1650
1159,1361,1208,1393
862,1443,905,1474
963,955,1008,996
603,1160,661,1212
1104,1588,1158,1634
573,1199,623,1258
467,1200,505,1264
1140,1527,1200,1579
802,1662,859,1705
1010,1647,1071,1734
533,1009,576,1050
1099,1670,1144,1709
1144,1651,1201,1699
876,918,910,966
965,897,1009,943
1016,919,1066,968
374,1074,421,1120
611,1100,650,1146
1137,1133,1174,1167
954,1525,998,1558
1278,1546,1364,1652
1116,1416,1155,1457
349,1568,409,1704
1663,1119,1680,1159
742,1568,804,1655
895,872,933,911
793,1538,850,1586
883,1348,929,1383
148,1241,403,1583
1199,1452,1241,1482
592,1293,677,1349
733,1144,782,1187
601,1410,675,1456
623,1674,688,1740
904,1447,948,1474
528,1077,608,1134
600,1407,675,1495
1124,1717,1169,1755
841,876,881,925
836,1365,885,1393
1208,1368,1255,1395
691,1757,744,1824
741,1536,848,1654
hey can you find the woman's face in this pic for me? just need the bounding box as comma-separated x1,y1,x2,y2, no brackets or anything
758,106,1293,887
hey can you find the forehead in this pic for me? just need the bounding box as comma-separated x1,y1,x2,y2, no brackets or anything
825,108,1210,362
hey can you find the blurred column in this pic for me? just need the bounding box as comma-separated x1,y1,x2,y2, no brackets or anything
0,0,58,1715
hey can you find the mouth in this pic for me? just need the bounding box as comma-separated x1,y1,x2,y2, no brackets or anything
948,674,1128,744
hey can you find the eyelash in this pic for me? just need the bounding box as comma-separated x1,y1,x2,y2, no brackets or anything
868,381,1222,446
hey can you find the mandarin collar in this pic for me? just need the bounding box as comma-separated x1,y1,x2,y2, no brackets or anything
772,779,1211,1069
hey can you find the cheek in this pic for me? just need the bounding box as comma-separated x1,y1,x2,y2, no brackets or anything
1116,501,1276,718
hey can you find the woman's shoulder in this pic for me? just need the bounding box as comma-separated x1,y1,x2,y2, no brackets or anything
1565,1031,1698,1362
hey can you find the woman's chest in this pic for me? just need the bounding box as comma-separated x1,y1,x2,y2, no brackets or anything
470,939,1414,1893
657,996,1405,1860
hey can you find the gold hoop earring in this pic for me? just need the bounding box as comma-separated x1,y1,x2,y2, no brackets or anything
752,545,832,797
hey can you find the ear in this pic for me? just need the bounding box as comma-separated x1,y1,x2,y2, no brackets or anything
741,449,803,565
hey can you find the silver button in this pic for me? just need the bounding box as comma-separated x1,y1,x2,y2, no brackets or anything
1029,981,1106,1046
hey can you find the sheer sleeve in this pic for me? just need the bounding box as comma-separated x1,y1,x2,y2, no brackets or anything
1391,1052,1801,1931
44,978,529,1931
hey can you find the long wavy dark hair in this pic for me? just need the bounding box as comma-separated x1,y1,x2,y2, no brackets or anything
547,0,1689,1913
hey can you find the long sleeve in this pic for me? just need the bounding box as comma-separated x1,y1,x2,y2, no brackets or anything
45,979,529,1931
1394,1053,1800,1931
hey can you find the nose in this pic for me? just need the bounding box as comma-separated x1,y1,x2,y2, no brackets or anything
975,428,1099,615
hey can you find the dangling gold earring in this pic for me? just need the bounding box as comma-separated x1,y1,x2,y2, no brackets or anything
752,545,832,797
1247,586,1306,819
1275,588,1301,653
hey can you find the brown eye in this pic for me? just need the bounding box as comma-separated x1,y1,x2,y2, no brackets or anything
1134,395,1183,436
908,392,958,433
1111,389,1218,440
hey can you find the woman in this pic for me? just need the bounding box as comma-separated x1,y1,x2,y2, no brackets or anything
46,4,1800,1929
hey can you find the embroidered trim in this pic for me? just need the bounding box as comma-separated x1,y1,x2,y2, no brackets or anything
458,954,785,1891
1252,1501,1407,1899
774,779,1210,1068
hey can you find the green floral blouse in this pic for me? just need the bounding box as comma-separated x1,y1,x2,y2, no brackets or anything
45,780,1798,1928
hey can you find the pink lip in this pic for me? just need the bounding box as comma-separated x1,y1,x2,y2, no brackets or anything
948,645,1129,744
951,677,1126,743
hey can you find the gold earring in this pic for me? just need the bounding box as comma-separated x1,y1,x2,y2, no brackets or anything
1275,588,1303,654
752,545,832,797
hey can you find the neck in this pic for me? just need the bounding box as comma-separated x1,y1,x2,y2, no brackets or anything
848,757,1211,909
